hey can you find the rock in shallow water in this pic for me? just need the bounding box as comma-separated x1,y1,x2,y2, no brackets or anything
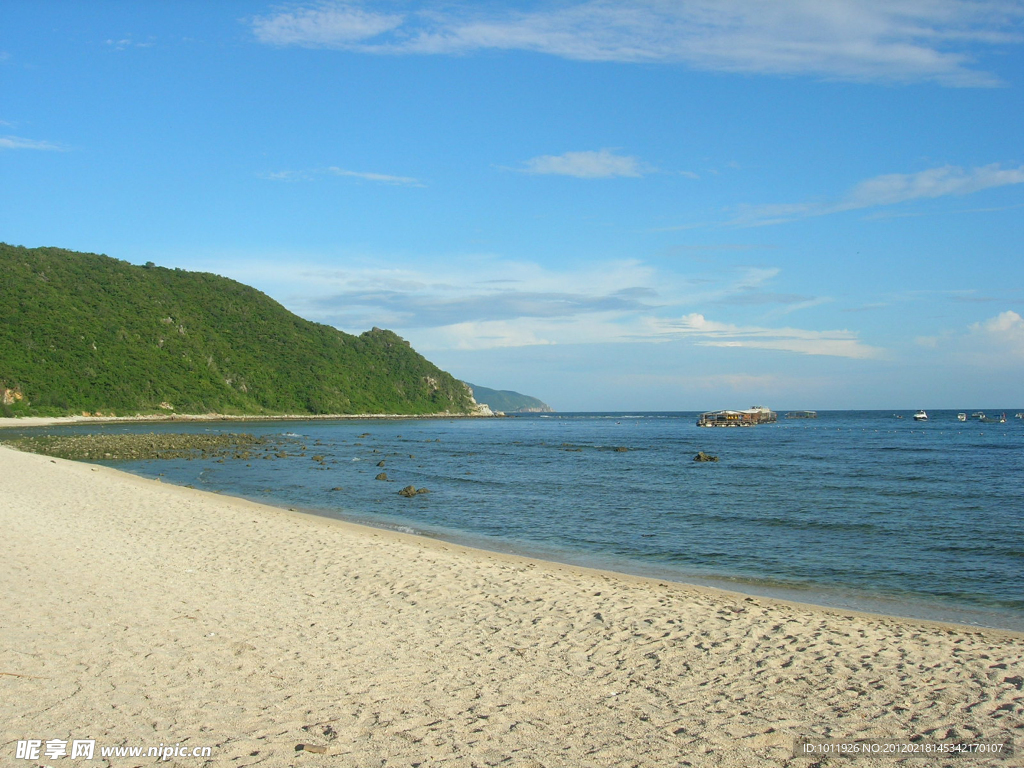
398,485,430,497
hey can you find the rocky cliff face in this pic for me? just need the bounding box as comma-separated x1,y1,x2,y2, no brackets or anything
463,384,495,416
1,386,25,406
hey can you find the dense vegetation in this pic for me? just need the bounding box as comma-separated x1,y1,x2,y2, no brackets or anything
465,383,552,413
0,243,477,417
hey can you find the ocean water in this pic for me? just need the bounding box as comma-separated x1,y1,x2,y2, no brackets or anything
16,410,1024,630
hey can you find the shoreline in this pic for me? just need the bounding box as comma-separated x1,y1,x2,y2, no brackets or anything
11,438,1002,637
2,444,1023,765
370,517,1024,634
3,421,1022,633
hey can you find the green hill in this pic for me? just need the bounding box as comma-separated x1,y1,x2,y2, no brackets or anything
465,383,553,413
0,243,477,417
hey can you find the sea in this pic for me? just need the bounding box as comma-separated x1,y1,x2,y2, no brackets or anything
13,410,1024,631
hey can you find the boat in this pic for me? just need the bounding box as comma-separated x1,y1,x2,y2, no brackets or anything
957,413,967,422
980,413,1007,423
913,410,928,421
971,411,985,419
1016,412,1023,419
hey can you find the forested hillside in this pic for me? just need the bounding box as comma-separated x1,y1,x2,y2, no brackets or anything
0,244,477,417
465,383,553,413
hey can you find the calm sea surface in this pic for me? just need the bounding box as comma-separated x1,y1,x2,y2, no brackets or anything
16,411,1024,630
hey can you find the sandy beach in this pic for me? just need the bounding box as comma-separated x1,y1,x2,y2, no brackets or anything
1,443,1022,767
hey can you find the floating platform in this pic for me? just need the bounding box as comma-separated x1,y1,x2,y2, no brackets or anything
785,411,818,419
697,406,777,427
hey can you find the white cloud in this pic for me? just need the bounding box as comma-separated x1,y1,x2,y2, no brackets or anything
970,310,1024,357
0,135,65,151
201,253,875,358
258,169,314,182
910,310,1024,365
731,163,1024,226
251,5,403,46
249,1,1024,86
646,313,883,358
326,167,424,186
976,310,1024,333
839,164,1024,209
257,165,423,186
517,149,650,178
414,319,560,350
104,36,155,51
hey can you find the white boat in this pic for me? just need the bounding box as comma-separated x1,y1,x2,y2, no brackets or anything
913,410,928,421
957,413,967,422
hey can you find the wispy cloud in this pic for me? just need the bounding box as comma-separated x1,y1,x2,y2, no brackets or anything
104,36,155,51
257,170,314,182
516,149,651,178
326,166,423,186
647,313,883,358
0,135,66,151
731,163,1024,226
205,253,873,357
252,5,403,47
312,285,660,327
714,291,820,307
841,164,1024,208
259,165,423,187
249,1,1024,87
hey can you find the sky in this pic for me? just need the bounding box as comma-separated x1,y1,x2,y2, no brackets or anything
3,1,1023,411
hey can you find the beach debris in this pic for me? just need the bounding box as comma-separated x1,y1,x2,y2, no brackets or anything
398,485,430,497
375,472,388,481
295,744,328,754
693,451,719,462
0,671,49,679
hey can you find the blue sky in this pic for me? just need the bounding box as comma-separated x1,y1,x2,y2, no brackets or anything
3,1,1023,411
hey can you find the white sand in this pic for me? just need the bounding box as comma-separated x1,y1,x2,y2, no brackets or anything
1,444,1022,766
